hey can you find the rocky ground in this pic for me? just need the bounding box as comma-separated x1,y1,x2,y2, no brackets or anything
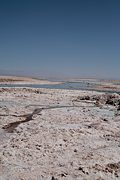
0,88,120,180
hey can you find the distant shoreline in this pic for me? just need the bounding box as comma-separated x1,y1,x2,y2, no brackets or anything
0,75,63,85
0,75,120,93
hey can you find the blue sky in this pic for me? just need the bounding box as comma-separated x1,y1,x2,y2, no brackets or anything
0,0,120,79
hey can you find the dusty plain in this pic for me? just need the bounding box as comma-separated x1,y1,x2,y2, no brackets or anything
0,77,120,180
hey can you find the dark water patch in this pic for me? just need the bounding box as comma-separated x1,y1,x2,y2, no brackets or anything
2,105,94,133
2,108,43,133
2,114,33,133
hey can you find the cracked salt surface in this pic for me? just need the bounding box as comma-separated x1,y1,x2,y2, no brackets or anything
91,107,115,119
45,123,82,130
0,88,120,180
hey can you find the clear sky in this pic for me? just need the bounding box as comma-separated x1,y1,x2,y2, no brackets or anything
0,0,120,79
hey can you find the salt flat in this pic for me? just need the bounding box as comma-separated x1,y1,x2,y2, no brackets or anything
0,87,120,180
